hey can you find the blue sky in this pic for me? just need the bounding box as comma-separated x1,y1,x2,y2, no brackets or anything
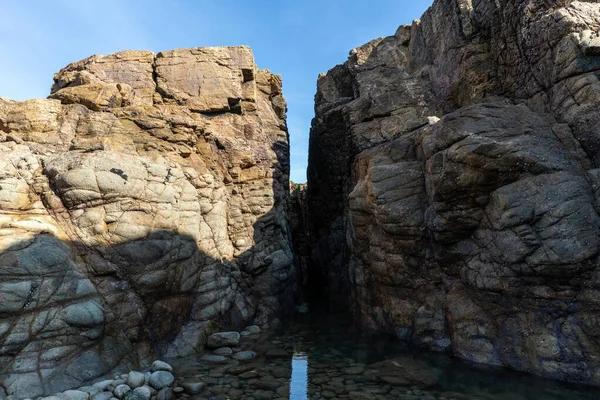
0,0,431,183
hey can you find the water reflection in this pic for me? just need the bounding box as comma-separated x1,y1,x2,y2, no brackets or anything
290,352,308,399
169,311,600,400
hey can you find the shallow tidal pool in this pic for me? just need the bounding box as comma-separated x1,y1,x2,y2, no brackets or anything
168,310,599,400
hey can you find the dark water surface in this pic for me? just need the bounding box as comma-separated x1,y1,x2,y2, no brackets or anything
169,310,599,400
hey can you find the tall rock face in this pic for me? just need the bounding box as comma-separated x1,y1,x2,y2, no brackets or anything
308,0,600,385
0,46,294,398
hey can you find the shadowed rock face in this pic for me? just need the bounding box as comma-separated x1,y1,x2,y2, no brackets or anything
308,0,600,385
0,46,294,398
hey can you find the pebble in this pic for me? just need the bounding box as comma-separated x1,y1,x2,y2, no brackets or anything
150,360,173,373
206,332,241,349
126,371,146,389
232,350,257,361
148,371,175,390
180,381,205,394
113,384,131,399
90,393,112,400
156,388,174,400
213,347,233,356
245,325,261,334
60,390,89,400
129,386,151,400
199,354,228,363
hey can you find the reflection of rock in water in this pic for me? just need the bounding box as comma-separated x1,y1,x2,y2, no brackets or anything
169,309,599,399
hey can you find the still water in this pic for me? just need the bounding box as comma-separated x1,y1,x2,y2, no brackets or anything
170,310,599,400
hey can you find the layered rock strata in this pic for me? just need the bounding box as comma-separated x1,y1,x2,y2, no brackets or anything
0,46,294,398
308,0,600,385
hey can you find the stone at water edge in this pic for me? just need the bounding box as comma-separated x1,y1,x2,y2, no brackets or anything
206,332,241,348
180,381,205,394
199,354,229,363
150,360,173,373
245,325,261,334
213,347,234,355
157,388,174,400
148,371,175,390
232,350,257,361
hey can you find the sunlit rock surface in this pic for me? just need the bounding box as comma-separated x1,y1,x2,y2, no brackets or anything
308,0,600,385
0,46,294,398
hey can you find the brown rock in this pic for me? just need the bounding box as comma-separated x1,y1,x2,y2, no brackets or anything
0,46,294,398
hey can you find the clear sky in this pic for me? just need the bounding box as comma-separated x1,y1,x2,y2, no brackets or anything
0,0,432,183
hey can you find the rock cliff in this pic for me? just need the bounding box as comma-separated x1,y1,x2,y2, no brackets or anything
308,0,600,385
0,46,294,398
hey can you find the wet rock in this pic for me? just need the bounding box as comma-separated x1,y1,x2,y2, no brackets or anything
151,361,173,373
265,348,289,358
232,350,257,361
213,347,233,356
148,371,175,390
207,332,241,349
245,325,261,334
180,381,205,394
156,388,174,400
342,365,365,375
199,354,228,363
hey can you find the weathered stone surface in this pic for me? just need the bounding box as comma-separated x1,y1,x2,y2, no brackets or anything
206,331,240,348
148,371,174,390
0,46,294,398
308,0,600,386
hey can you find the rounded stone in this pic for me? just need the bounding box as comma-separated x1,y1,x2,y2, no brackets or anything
180,381,205,394
148,371,175,390
129,386,152,400
206,332,240,349
126,371,146,389
60,390,90,400
156,388,174,400
213,347,233,356
91,393,113,400
150,360,173,373
113,384,131,399
78,386,99,396
245,325,261,334
199,354,228,363
232,351,257,361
